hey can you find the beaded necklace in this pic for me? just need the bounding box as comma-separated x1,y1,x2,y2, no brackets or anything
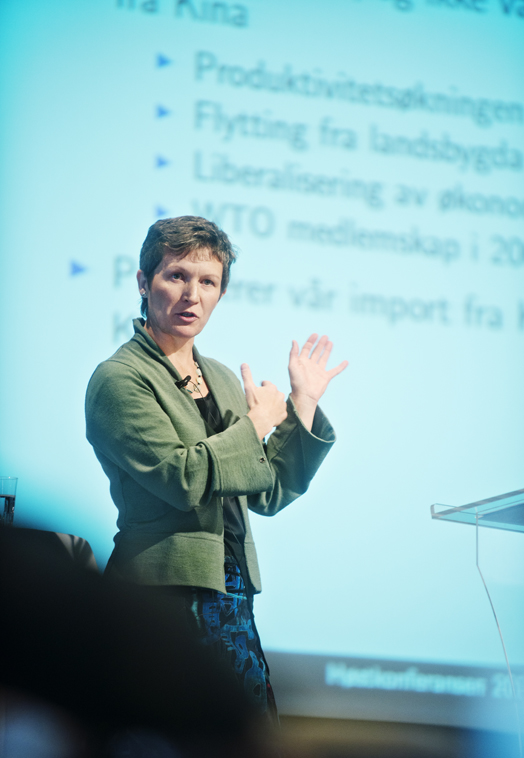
184,360,203,394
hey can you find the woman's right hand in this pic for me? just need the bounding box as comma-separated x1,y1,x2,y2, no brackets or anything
241,363,287,440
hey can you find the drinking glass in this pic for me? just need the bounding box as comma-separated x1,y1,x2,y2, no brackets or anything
0,477,18,526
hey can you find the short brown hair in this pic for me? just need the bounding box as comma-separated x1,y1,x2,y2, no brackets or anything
139,216,237,317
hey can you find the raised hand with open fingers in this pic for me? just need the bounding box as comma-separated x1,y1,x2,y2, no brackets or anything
288,334,348,431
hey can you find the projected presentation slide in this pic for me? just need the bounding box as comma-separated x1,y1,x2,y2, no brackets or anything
1,0,523,734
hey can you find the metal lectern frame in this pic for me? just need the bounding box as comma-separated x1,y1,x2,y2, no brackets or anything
431,488,524,757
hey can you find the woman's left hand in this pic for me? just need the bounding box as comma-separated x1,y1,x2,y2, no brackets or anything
289,334,348,431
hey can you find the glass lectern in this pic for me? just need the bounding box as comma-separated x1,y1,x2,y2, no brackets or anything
431,489,524,534
432,489,524,757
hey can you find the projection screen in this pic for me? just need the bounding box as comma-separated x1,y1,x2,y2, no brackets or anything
1,0,523,734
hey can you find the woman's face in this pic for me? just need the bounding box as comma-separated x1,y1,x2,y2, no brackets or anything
137,249,224,345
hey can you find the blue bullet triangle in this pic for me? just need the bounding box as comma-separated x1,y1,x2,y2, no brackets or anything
157,54,172,67
155,206,169,218
70,261,87,276
156,105,171,118
156,155,170,168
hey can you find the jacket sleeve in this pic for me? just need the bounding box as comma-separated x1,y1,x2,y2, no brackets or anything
246,396,336,517
85,360,274,512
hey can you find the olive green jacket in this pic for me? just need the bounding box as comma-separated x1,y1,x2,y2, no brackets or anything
85,319,336,593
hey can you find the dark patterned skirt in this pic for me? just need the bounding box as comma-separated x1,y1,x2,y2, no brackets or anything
149,559,278,723
189,559,278,723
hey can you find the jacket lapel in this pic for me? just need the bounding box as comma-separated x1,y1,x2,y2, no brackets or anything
194,348,245,426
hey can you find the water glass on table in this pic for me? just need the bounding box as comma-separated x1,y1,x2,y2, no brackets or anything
0,477,18,526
